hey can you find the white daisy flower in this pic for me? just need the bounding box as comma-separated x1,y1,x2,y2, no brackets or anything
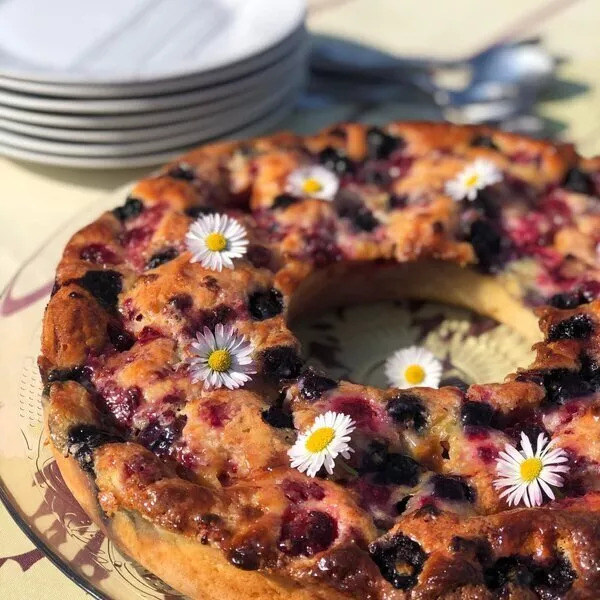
494,432,570,508
286,165,339,201
189,324,255,390
185,213,248,272
384,345,442,389
288,411,356,477
445,158,503,201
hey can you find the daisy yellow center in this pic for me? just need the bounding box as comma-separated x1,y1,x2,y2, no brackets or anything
305,427,335,453
302,178,323,195
207,349,232,372
404,364,426,385
520,457,543,483
205,232,228,252
465,173,480,188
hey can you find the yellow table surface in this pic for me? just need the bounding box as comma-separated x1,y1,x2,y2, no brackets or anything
1,0,599,597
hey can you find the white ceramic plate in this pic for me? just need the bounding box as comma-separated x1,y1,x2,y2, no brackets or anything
0,95,296,168
0,74,302,156
0,26,305,99
0,79,289,143
0,79,285,130
0,45,305,114
0,0,306,84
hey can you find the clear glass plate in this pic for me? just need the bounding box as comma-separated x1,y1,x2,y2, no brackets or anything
0,185,534,599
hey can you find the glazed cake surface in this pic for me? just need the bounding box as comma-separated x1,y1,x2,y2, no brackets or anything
39,122,600,600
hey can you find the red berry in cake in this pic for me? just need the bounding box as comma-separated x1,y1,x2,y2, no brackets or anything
100,383,142,427
80,243,119,265
282,480,325,503
330,397,378,431
278,509,338,557
137,326,164,345
302,229,342,267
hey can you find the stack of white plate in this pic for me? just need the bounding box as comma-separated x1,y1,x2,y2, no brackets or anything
0,0,307,168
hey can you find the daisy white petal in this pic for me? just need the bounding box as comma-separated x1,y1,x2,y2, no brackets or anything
536,433,549,455
188,325,255,390
529,479,544,507
503,443,526,464
444,158,502,202
288,411,356,478
494,432,570,508
538,478,555,500
286,165,339,201
185,213,249,272
543,449,569,464
520,432,534,458
384,345,442,389
511,484,527,507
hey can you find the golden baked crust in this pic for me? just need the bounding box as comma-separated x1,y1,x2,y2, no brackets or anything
39,122,600,599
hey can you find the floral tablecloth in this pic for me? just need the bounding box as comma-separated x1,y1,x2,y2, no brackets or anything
1,0,599,597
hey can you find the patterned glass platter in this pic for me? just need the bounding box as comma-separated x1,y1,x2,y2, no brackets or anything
0,185,534,599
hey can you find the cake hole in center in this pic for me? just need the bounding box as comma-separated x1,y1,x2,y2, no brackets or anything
293,300,533,389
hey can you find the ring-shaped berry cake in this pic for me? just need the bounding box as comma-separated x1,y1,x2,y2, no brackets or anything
40,122,600,600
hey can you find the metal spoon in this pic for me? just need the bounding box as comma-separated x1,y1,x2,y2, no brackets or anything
310,35,555,84
300,75,536,125
467,42,556,89
309,35,556,104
